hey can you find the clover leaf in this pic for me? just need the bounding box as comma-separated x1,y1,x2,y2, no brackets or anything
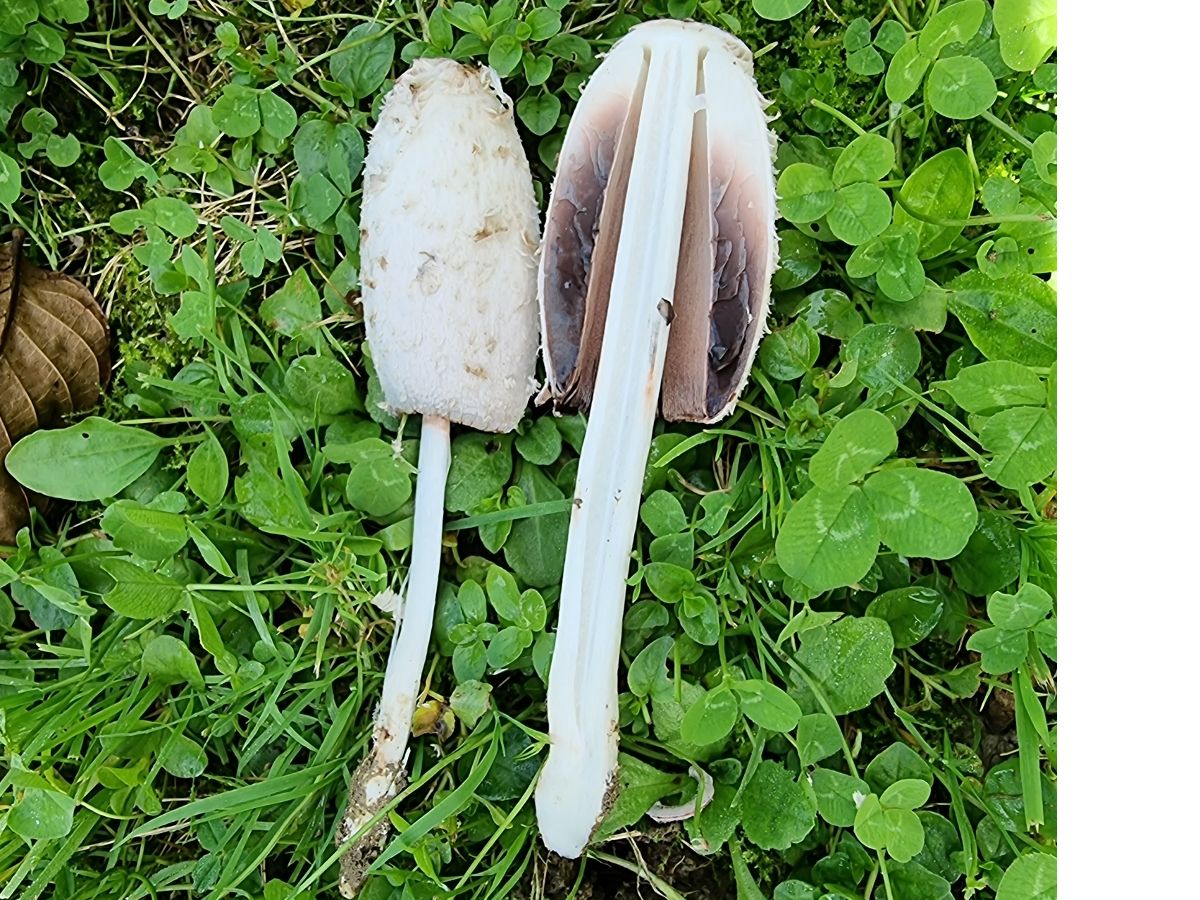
967,583,1056,674
853,778,930,862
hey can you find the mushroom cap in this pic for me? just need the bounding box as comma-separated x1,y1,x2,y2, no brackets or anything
360,58,541,434
537,21,778,424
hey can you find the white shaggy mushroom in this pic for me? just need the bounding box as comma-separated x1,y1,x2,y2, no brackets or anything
535,20,778,859
339,58,540,897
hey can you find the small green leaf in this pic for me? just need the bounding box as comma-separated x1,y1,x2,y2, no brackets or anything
844,324,921,390
774,229,821,291
485,565,521,623
885,39,931,104
967,625,1029,675
102,502,189,561
865,742,932,793
796,713,843,766
948,272,1057,366
809,409,898,488
881,778,931,810
739,760,817,850
142,634,204,687
798,288,863,340
993,0,1057,70
486,625,530,669
640,490,687,537
258,90,298,140
752,0,812,22
875,20,906,54
833,134,895,186
863,468,977,559
927,56,997,119
97,137,157,192
988,583,1053,630
0,0,38,37
983,176,1022,215
488,35,523,77
453,639,487,683
936,361,1045,413
796,616,895,714
22,23,67,64
866,586,944,648
872,224,926,302
0,150,20,205
847,45,885,76
159,732,208,778
843,18,873,52
918,0,986,58
680,686,738,745
100,559,188,620
828,182,892,245
1032,131,1057,185
503,465,567,587
776,485,880,593
516,92,561,135
515,416,562,465
188,523,234,577
594,754,678,841
523,53,553,86
284,355,362,419
6,419,165,501
950,509,1021,595
758,319,819,381
212,84,262,138
330,23,395,100
628,635,674,699
995,852,1057,900
875,282,948,332
778,163,835,225
144,197,199,238
449,680,492,728
812,767,870,827
892,148,974,258
45,133,81,167
524,7,562,40
733,679,802,732
261,269,322,338
644,562,695,603
8,788,74,840
980,406,1057,488
346,456,412,518
854,793,925,862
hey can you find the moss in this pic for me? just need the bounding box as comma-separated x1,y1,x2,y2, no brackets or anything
721,0,884,146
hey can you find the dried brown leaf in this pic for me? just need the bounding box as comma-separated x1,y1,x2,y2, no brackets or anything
0,230,110,544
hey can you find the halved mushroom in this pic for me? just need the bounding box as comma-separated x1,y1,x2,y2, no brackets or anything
535,21,777,859
539,21,776,423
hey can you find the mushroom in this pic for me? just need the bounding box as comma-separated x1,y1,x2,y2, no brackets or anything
534,21,777,858
339,58,540,896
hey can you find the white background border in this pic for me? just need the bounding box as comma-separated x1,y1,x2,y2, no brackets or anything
1061,0,1200,891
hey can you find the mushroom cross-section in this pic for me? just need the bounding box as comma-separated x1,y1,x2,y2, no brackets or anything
535,20,778,859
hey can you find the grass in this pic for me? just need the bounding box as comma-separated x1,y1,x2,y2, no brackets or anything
1,2,1056,899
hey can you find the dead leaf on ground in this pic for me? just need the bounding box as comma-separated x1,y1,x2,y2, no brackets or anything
1,229,110,544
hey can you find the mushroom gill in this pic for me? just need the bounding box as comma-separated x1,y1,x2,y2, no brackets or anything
539,26,776,424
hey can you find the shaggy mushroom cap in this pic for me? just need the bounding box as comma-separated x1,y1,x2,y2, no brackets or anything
360,58,541,434
538,20,778,424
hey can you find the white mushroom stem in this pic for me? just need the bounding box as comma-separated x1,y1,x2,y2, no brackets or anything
338,413,450,895
375,414,451,768
536,39,698,859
